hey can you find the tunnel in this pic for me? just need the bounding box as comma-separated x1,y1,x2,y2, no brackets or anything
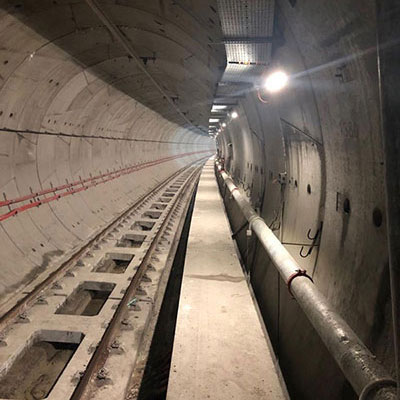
0,1,398,400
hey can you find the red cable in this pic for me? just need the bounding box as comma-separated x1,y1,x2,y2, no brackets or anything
287,269,314,297
0,151,211,223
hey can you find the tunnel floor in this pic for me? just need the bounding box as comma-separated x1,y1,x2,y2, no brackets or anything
166,160,288,399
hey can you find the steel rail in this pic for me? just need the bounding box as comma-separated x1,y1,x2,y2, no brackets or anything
0,155,209,331
215,160,397,400
71,161,204,400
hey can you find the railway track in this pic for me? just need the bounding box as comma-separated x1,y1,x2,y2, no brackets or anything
0,157,207,400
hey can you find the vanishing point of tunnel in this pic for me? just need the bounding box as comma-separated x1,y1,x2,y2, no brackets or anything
0,1,398,400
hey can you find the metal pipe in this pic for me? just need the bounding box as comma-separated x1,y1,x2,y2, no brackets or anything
215,161,397,400
376,1,400,397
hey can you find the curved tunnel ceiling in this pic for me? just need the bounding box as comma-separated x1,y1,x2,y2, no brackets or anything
0,0,224,311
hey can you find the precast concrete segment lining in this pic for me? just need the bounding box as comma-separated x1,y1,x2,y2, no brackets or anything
0,150,211,222
0,3,218,309
0,127,213,145
0,1,225,129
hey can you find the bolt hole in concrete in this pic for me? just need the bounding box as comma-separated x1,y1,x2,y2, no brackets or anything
142,211,162,219
343,198,351,214
56,282,115,316
93,253,134,274
0,330,84,400
131,221,155,231
373,207,383,227
151,203,167,210
307,183,312,194
117,233,146,248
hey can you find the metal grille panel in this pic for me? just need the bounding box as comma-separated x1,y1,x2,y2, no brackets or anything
221,63,266,83
225,43,270,64
218,0,274,37
217,0,275,84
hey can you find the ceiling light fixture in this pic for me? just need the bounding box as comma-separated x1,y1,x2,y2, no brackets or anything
231,111,238,119
264,70,288,93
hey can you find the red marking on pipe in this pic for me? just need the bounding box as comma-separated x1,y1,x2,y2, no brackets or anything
286,269,314,298
0,151,211,223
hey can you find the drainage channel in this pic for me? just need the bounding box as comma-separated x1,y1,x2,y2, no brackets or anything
0,159,206,400
132,183,198,400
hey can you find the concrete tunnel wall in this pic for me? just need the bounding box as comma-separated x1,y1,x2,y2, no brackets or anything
217,1,394,399
0,1,221,313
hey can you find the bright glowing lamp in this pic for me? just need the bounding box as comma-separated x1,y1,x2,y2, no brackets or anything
264,70,288,93
222,122,227,127
231,111,238,119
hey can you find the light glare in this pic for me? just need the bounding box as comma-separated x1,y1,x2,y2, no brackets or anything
212,105,227,111
264,70,288,93
231,111,238,119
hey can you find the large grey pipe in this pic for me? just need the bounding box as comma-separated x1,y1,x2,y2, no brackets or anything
215,161,397,400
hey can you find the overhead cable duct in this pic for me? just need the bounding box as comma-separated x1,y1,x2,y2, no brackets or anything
215,160,397,400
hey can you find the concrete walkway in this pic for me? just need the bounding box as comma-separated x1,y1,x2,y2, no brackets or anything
167,160,288,400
